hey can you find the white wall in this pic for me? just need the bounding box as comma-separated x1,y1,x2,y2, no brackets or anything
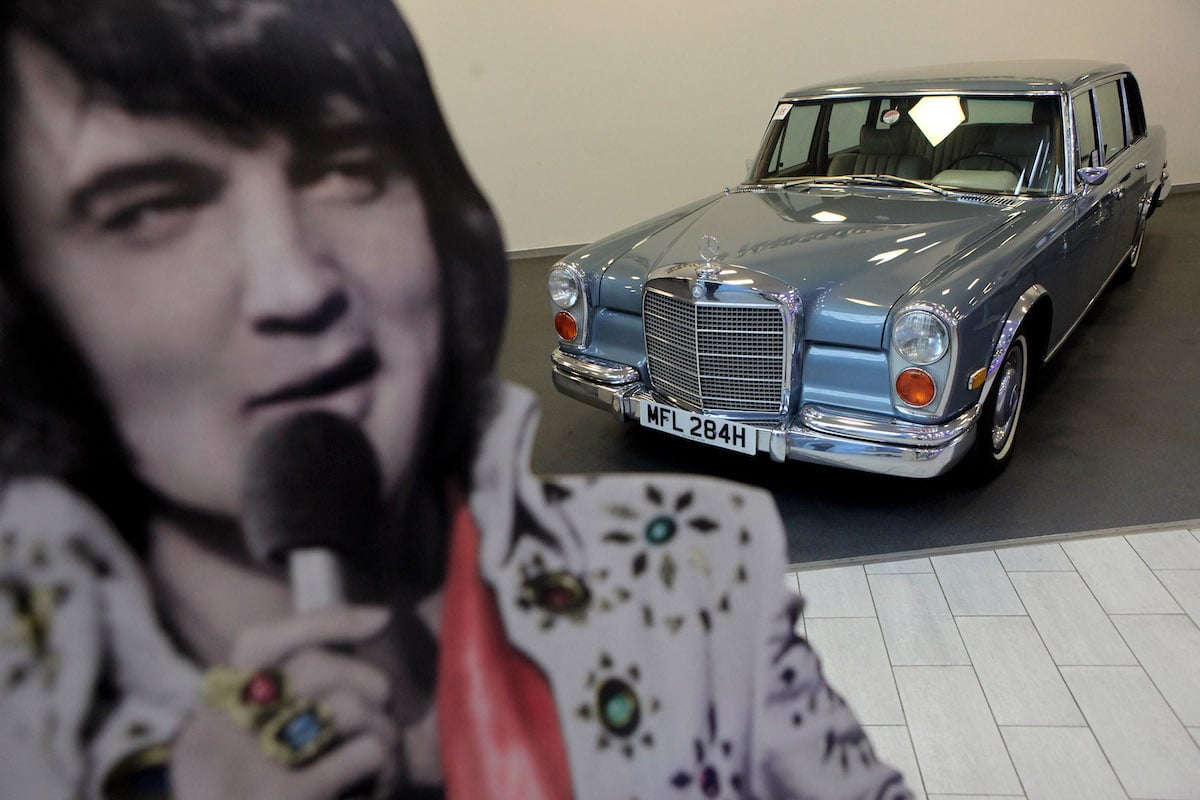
399,0,1200,254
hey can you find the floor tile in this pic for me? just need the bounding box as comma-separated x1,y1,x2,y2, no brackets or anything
1126,528,1200,569
795,565,875,618
957,617,1083,725
893,666,1022,796
932,551,1025,616
864,725,926,800
866,557,934,574
1061,536,1181,614
869,574,969,665
926,796,1024,800
1156,570,1200,622
1062,666,1200,799
1111,614,1200,725
997,541,1074,572
804,618,905,724
1009,572,1137,665
1000,726,1126,800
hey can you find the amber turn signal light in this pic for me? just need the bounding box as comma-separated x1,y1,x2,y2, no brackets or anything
554,311,578,341
896,368,936,407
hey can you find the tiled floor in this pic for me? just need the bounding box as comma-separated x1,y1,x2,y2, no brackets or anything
785,524,1200,800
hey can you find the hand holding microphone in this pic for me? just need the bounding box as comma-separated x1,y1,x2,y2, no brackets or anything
173,413,398,799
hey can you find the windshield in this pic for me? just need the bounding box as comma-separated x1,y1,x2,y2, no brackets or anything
754,94,1066,196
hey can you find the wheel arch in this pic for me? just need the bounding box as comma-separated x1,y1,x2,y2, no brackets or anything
980,285,1050,402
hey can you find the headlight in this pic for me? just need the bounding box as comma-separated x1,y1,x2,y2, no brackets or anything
893,310,949,365
548,265,582,309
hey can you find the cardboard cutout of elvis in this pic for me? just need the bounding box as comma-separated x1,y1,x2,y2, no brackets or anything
0,2,911,798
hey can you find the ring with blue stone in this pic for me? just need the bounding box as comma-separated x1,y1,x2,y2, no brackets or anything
257,699,337,767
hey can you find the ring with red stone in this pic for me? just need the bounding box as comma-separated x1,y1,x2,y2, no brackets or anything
202,666,291,730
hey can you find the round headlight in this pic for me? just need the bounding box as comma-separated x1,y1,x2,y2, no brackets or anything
894,310,949,365
548,265,582,309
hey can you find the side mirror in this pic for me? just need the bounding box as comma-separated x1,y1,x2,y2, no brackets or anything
1077,166,1109,186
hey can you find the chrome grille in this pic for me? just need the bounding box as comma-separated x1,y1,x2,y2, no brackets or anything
644,288,786,415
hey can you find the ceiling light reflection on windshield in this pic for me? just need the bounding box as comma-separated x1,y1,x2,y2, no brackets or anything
896,232,927,243
811,210,846,223
909,96,965,147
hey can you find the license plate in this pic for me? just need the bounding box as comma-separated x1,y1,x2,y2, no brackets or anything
639,401,756,455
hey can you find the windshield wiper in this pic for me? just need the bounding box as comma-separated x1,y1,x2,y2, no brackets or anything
835,174,955,197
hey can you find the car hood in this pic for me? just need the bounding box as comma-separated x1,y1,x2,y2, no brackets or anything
599,187,1022,348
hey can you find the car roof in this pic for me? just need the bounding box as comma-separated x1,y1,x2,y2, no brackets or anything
781,60,1131,99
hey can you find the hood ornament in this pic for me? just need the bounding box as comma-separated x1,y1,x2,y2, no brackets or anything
696,234,721,279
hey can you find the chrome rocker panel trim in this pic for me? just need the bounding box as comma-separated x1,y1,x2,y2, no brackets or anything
552,349,979,479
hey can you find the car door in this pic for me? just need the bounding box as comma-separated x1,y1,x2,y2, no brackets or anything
1092,77,1144,269
1059,88,1119,335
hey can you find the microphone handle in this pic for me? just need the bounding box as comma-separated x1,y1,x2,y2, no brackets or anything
287,549,379,800
288,548,347,613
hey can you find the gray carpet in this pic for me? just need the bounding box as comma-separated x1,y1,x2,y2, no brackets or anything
497,192,1200,564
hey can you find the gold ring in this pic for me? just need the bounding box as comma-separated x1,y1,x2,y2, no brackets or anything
202,666,336,767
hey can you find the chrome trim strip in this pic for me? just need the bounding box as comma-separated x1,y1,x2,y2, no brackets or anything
981,285,1047,395
779,89,1066,103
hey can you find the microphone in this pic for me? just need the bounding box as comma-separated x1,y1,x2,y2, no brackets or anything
240,411,382,612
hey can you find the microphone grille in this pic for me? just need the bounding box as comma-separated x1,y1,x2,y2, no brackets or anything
240,411,382,565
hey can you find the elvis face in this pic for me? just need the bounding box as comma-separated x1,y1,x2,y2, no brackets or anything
7,35,443,515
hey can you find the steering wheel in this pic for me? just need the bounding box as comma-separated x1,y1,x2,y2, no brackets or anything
947,152,1022,173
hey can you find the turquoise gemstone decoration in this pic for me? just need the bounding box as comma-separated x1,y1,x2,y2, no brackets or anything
279,710,323,750
597,678,640,736
644,516,677,545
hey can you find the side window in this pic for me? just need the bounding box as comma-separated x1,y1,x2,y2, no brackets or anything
1094,80,1127,162
1123,75,1147,140
1073,90,1097,168
770,104,820,175
828,100,871,154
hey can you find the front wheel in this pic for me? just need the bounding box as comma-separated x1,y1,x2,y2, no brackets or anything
962,332,1029,479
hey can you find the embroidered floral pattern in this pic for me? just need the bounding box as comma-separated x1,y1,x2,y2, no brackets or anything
668,702,747,798
1,533,74,687
574,652,659,759
597,483,753,636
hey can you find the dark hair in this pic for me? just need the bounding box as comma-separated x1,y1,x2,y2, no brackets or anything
0,0,508,559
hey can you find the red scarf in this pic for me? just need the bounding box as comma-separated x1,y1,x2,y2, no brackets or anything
436,497,572,799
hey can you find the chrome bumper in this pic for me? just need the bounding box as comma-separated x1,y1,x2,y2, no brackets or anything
552,349,979,479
